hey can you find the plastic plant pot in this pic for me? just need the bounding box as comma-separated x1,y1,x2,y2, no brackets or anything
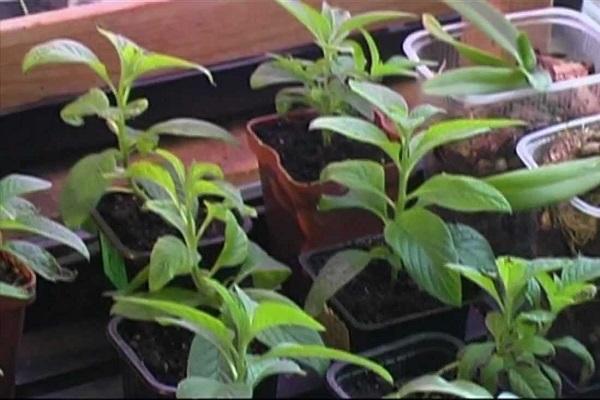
300,236,474,352
246,110,401,262
516,114,600,257
107,317,277,399
326,332,464,398
404,7,600,177
0,250,35,398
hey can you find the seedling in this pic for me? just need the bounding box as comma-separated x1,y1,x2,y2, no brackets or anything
251,0,422,144
23,28,233,228
0,174,89,299
304,80,600,314
422,0,553,96
108,150,289,293
112,278,393,399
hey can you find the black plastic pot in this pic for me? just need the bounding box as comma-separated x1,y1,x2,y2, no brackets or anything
300,236,474,352
91,200,253,274
327,332,464,398
107,317,277,399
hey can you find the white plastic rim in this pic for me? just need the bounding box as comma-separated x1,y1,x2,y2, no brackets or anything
516,114,600,218
403,7,600,105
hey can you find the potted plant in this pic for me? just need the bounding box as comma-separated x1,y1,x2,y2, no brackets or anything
301,80,600,351
517,115,600,258
328,256,600,398
0,174,89,397
110,277,393,399
22,28,241,277
403,0,600,177
247,0,422,258
104,151,294,397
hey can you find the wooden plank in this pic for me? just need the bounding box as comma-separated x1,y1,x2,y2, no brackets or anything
0,0,450,112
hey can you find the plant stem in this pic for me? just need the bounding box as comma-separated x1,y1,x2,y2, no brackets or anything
436,361,458,377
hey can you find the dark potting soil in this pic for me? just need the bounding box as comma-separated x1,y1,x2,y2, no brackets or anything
254,116,389,183
96,192,225,253
308,238,449,325
0,258,25,287
550,301,600,386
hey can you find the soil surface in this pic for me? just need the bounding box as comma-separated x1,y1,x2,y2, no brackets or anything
254,115,389,183
307,238,450,325
96,192,227,253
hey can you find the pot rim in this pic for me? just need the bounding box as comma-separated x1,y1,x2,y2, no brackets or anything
0,249,36,305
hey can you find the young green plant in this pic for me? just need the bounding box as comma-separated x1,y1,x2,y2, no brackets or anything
0,174,89,299
251,0,423,144
422,0,552,96
109,150,290,294
112,277,393,399
23,28,233,228
439,256,600,398
304,80,600,314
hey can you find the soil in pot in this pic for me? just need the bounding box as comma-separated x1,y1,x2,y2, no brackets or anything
549,300,600,395
536,124,600,257
253,115,389,183
96,192,229,254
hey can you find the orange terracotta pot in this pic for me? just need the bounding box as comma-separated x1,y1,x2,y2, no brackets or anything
246,110,399,261
0,250,35,398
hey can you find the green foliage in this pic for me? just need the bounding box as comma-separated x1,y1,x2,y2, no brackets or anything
111,279,392,399
23,28,230,229
250,0,420,135
304,80,600,314
0,174,89,299
422,0,553,96
446,256,599,397
120,150,288,293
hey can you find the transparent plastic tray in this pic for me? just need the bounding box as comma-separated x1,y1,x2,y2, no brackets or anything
403,7,600,106
516,114,600,218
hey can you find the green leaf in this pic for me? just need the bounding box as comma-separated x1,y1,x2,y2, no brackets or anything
135,53,212,83
22,39,110,84
514,364,555,398
236,242,290,289
275,0,330,44
553,336,595,383
246,356,305,388
485,157,600,211
410,173,511,213
147,118,235,143
193,181,255,218
540,362,562,397
250,61,304,89
319,160,391,219
144,200,186,238
531,336,555,357
422,13,510,67
0,281,31,300
384,208,461,306
99,232,128,290
423,66,529,97
335,11,414,41
60,88,111,127
516,32,536,71
410,118,524,168
392,375,495,399
212,211,248,272
443,0,520,60
309,116,399,162
59,149,119,228
148,236,191,292
251,302,324,338
187,334,232,382
485,312,507,343
349,80,408,123
496,257,529,302
448,223,496,272
123,98,149,119
274,87,311,114
561,257,600,285
261,343,393,384
508,369,535,398
480,354,504,394
128,161,177,201
458,342,495,380
177,377,252,399
0,174,51,203
370,56,421,79
447,263,501,308
320,188,389,222
1,214,89,259
304,249,372,316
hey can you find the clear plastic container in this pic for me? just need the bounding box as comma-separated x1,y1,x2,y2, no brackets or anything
516,114,600,257
405,8,600,178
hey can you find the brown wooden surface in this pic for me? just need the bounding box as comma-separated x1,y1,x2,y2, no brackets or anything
0,0,451,112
